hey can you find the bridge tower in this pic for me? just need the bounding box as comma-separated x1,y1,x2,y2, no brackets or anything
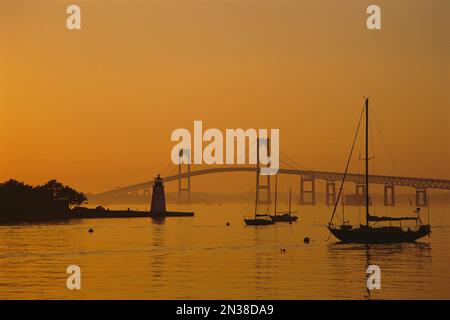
177,149,191,202
415,188,428,207
299,174,316,205
256,137,271,205
325,180,336,206
384,184,395,206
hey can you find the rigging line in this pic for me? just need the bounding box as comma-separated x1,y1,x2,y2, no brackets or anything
328,104,365,227
369,116,377,215
370,106,399,173
245,183,255,215
370,105,414,206
369,114,376,172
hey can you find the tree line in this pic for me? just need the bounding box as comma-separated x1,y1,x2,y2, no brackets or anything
0,179,87,222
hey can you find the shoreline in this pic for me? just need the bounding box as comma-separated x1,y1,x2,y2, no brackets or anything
0,207,194,224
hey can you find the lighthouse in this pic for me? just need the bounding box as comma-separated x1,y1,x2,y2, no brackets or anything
148,174,194,218
150,174,166,214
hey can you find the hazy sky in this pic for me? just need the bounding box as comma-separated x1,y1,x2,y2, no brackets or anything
1,0,449,194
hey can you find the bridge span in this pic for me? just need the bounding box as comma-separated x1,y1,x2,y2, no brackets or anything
95,167,450,207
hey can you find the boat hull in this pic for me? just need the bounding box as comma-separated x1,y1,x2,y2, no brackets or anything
269,214,298,222
244,218,275,226
328,225,431,244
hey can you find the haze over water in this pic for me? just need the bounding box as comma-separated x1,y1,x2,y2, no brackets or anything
1,202,448,300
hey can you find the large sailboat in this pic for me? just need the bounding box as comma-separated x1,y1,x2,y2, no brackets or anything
327,98,431,243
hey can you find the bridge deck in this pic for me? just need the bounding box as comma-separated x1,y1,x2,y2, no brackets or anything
95,167,450,196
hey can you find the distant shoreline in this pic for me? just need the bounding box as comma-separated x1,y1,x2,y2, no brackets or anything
0,206,193,224
88,191,450,206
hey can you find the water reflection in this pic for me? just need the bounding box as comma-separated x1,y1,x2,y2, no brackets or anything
252,228,276,298
149,219,166,282
151,217,166,225
0,202,446,299
327,242,432,299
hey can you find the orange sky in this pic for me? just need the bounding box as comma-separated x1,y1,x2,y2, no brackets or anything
0,0,449,194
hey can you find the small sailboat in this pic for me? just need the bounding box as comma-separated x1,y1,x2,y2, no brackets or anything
270,178,298,222
327,98,431,243
244,140,275,226
244,182,274,225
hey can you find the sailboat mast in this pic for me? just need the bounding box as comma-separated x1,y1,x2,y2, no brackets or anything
255,138,260,218
274,174,278,217
365,98,370,227
289,188,292,216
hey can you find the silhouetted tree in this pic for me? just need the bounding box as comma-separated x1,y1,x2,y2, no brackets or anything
0,179,87,222
39,180,87,208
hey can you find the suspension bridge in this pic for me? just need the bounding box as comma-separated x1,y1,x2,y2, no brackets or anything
93,149,450,207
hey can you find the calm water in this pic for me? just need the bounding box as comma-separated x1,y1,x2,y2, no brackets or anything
0,202,449,299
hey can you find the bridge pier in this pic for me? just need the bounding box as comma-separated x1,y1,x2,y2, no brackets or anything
383,184,395,206
355,184,366,197
257,175,271,204
415,188,428,207
343,183,371,206
299,174,316,205
325,180,336,206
